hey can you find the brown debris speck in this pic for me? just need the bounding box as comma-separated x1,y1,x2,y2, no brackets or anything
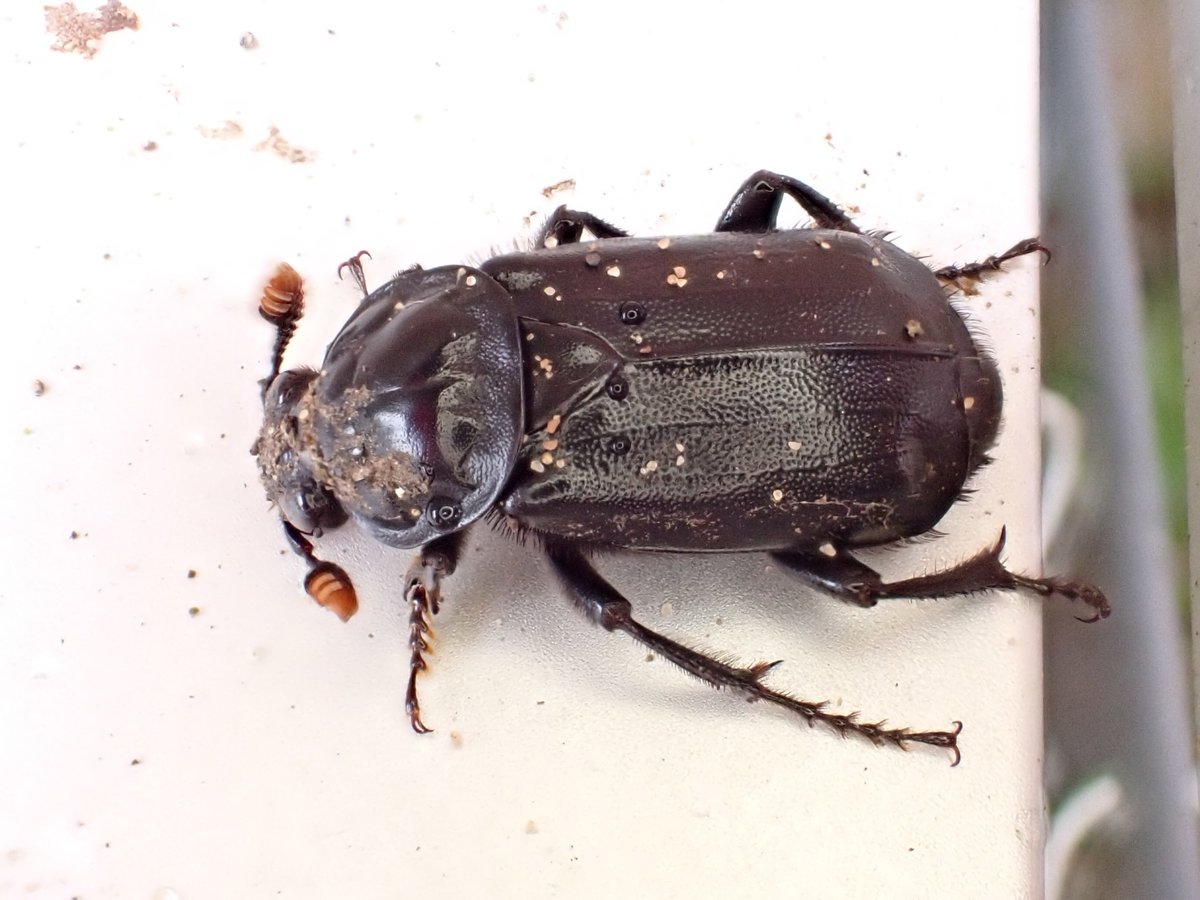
33,379,47,397
239,31,258,49
541,178,575,198
198,120,244,141
45,0,138,59
186,569,197,579
546,414,562,434
254,126,314,164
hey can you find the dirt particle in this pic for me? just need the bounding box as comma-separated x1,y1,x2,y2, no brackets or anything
541,178,575,198
239,31,258,49
198,120,244,140
186,569,197,579
33,379,47,397
254,126,313,164
45,0,138,59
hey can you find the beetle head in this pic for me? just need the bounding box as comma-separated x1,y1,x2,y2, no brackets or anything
254,367,349,537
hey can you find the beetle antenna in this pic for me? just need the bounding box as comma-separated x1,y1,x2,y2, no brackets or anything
282,521,358,622
258,263,306,396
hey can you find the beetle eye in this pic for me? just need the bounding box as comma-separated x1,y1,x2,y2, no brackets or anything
426,497,463,529
618,302,646,325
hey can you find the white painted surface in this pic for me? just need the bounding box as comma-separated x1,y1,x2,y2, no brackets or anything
1,1,1043,897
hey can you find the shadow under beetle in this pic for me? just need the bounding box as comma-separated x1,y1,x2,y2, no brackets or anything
253,170,1110,765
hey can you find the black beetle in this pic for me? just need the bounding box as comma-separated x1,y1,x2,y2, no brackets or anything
253,170,1109,764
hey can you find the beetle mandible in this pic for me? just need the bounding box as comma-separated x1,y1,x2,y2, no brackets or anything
252,170,1109,765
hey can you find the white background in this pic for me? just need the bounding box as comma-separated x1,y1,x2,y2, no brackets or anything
1,1,1044,897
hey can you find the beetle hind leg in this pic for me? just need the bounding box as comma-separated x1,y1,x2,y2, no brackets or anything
545,542,962,764
716,170,862,234
772,528,1110,622
934,238,1050,294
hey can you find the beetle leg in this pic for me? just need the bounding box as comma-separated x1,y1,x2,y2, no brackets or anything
545,541,962,764
934,238,1050,294
337,250,372,298
715,170,862,234
771,528,1110,622
535,205,629,248
402,530,466,734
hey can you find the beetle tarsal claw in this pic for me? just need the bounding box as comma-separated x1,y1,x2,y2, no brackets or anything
747,660,784,682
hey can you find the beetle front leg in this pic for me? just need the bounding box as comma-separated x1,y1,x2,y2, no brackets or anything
545,541,962,763
716,170,862,234
772,528,1110,622
337,250,372,298
402,530,466,733
535,205,629,248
